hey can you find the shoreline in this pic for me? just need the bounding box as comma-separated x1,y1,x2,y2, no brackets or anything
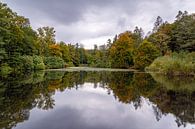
44,67,139,72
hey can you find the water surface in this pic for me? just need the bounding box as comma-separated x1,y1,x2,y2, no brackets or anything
0,68,195,129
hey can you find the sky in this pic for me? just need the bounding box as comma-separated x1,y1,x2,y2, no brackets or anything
2,0,195,49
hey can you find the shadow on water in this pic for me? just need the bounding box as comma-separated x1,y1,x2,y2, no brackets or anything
0,70,195,129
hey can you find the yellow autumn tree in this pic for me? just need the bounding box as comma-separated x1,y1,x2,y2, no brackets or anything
109,31,135,68
49,44,62,57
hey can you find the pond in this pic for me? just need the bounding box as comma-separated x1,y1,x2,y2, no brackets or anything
0,68,195,129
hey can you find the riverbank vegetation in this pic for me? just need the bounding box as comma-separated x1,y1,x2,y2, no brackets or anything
147,52,195,76
0,2,195,76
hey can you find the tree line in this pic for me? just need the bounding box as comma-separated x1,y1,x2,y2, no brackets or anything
0,2,195,75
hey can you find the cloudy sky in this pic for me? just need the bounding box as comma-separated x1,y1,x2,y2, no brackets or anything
3,0,195,49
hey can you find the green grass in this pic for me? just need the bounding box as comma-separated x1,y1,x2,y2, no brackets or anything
146,52,195,76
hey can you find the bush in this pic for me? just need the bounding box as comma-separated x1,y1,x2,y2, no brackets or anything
33,56,45,70
0,64,12,76
44,56,65,69
147,52,195,76
133,40,160,70
18,55,34,71
66,62,74,67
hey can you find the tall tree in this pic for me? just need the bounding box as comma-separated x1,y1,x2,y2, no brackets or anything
148,23,173,55
37,27,56,56
0,3,37,69
169,11,195,51
59,41,71,63
133,40,160,70
133,26,144,48
153,16,163,33
109,31,135,68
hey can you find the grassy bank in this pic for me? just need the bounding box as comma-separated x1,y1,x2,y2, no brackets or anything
146,52,195,76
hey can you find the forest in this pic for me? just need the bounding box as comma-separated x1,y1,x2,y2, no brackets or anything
0,2,195,76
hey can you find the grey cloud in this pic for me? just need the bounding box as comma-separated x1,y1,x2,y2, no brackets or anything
6,0,140,24
3,0,195,48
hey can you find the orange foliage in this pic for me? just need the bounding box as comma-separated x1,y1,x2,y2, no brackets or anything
49,44,62,57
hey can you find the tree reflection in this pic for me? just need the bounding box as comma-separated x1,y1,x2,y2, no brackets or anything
0,70,195,128
149,73,195,126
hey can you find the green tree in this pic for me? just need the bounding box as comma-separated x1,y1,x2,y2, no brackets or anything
148,23,173,55
133,40,160,70
37,27,56,56
153,16,163,33
59,41,71,63
0,3,37,70
169,11,195,52
133,26,144,48
68,44,79,66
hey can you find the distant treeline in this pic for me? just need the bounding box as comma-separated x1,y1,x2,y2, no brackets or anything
0,2,195,75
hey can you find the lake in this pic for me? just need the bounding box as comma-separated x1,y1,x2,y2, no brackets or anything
0,67,195,129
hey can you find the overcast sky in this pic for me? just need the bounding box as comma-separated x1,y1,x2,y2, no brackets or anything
3,0,195,49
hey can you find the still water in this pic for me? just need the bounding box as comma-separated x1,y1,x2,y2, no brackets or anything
0,68,195,129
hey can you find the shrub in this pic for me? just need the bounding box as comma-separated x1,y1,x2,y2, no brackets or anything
33,56,45,70
66,62,74,67
133,40,160,70
147,52,195,76
44,56,65,69
0,64,12,76
18,55,34,71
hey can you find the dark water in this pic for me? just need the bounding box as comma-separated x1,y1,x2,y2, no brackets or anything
0,70,195,129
